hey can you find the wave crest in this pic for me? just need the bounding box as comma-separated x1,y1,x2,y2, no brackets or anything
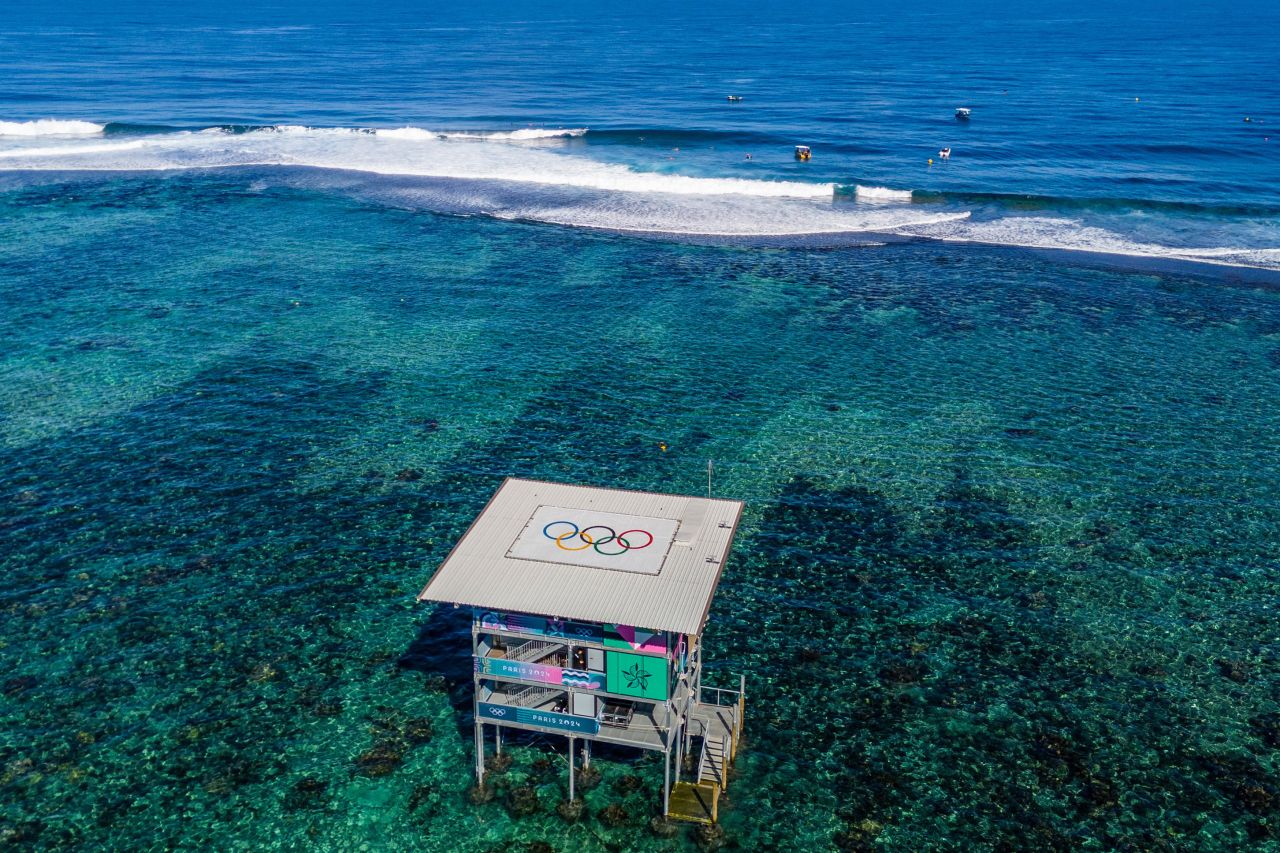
855,185,913,202
0,123,833,198
437,128,589,140
0,119,105,137
0,123,1275,269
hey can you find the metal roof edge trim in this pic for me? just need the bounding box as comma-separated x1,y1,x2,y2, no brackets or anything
415,596,708,637
689,499,746,635
416,475,511,602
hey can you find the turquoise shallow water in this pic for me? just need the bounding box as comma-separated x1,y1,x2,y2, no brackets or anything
2,173,1279,850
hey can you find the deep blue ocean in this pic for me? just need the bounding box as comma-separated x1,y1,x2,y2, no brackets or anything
2,1,1279,850
1,0,1278,260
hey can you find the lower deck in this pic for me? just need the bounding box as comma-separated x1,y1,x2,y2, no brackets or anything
474,677,746,825
668,780,719,824
480,685,676,751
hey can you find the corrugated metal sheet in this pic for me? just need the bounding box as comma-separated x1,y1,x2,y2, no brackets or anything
417,478,744,636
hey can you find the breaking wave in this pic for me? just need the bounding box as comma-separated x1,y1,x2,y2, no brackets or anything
0,119,106,137
855,185,914,203
436,128,589,140
0,121,1275,269
0,123,833,198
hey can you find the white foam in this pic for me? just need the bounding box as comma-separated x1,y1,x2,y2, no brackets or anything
1,124,1275,266
0,119,105,137
896,216,1280,271
439,128,589,140
855,185,913,203
368,126,587,141
498,202,969,237
374,127,436,140
0,138,155,159
0,124,834,198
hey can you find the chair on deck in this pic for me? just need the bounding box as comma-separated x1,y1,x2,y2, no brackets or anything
600,699,635,728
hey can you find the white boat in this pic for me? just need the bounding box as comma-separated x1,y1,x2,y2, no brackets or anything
955,107,971,119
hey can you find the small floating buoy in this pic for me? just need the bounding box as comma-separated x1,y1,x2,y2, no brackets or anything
1244,116,1251,122
659,442,668,452
928,158,934,165
1135,97,1140,102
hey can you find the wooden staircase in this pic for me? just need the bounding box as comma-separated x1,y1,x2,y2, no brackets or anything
699,735,727,788
668,779,720,825
665,682,745,825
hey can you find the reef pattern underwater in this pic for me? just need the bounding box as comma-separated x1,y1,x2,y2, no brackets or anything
1,175,1279,851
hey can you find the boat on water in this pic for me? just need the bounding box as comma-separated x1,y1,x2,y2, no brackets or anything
726,95,743,102
794,145,812,161
955,107,972,119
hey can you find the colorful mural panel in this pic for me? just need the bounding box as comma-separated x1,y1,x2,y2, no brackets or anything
605,650,669,701
474,656,605,690
604,623,667,654
478,702,600,735
476,610,601,642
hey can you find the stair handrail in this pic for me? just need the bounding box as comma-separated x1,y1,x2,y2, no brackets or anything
696,727,710,786
507,683,559,707
508,638,558,663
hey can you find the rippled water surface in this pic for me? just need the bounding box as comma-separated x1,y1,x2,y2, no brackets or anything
0,0,1277,263
2,175,1279,850
2,1,1280,850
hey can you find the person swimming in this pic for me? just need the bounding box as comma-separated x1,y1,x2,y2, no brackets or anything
939,147,951,160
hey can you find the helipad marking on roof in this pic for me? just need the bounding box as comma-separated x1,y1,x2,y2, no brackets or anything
507,505,680,575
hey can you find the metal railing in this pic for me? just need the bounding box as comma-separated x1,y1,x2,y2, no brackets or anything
507,638,561,663
702,686,740,706
701,673,746,707
695,725,710,785
504,684,561,708
700,673,746,741
697,734,730,788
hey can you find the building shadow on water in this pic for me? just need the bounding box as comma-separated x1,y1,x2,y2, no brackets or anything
398,602,476,742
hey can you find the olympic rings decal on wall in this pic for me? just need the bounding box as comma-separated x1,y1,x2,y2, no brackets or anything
542,521,654,556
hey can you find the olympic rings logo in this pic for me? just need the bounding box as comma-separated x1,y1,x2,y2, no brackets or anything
542,521,654,556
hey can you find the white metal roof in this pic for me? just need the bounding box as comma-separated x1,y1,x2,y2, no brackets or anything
417,478,744,636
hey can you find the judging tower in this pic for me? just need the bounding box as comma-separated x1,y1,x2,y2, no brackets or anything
417,477,747,824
